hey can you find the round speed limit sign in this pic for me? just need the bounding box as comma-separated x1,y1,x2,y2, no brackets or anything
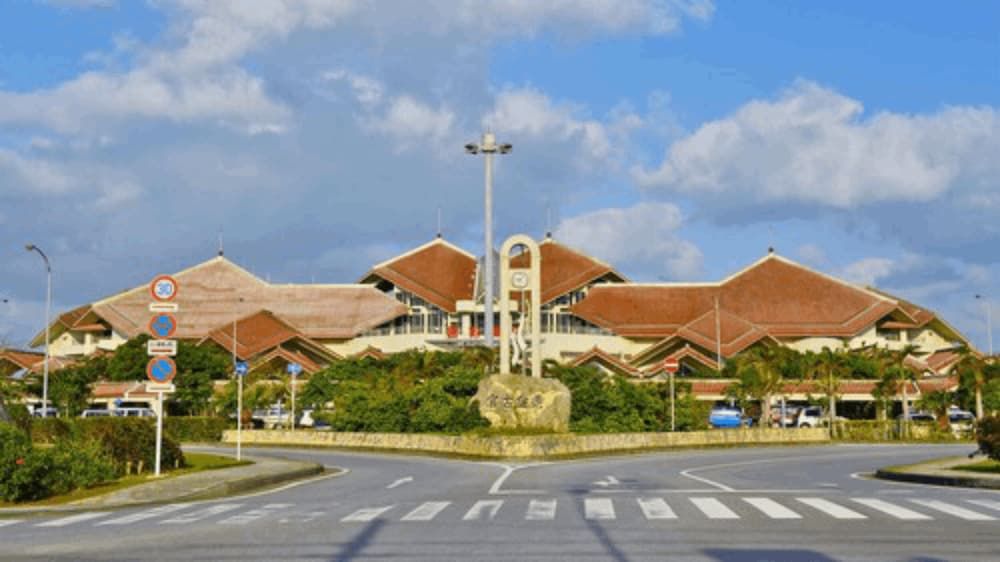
150,275,179,302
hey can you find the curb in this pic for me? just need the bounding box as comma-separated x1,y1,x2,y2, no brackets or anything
0,455,325,518
875,457,1000,490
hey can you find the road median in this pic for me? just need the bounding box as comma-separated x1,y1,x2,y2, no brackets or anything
0,452,325,517
875,456,1000,490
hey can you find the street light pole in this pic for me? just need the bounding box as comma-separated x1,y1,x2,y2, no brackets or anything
465,133,512,348
976,295,993,356
25,245,51,418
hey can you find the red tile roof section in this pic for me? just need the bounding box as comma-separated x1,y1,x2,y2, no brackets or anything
510,239,626,304
363,239,476,313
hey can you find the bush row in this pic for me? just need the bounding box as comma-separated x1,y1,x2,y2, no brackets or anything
30,417,184,475
1,423,116,503
978,416,1000,461
164,417,230,443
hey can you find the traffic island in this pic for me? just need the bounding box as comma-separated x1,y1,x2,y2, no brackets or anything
0,452,325,517
875,456,1000,490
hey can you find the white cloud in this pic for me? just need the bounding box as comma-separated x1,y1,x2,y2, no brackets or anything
796,243,827,267
636,80,1000,208
0,149,74,194
554,202,703,280
366,96,457,149
838,257,895,286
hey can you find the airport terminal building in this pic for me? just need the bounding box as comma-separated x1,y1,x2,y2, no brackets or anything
23,235,969,385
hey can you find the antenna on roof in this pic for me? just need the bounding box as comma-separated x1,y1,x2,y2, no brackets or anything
545,206,553,239
436,206,443,239
767,225,775,254
218,227,224,257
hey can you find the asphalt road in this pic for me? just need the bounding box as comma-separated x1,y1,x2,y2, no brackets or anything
3,443,998,561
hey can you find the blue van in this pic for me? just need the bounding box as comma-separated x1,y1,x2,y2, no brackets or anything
709,406,751,429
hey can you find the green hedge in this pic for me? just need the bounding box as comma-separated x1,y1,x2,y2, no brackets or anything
0,423,116,503
978,416,1000,461
164,417,229,443
30,417,184,474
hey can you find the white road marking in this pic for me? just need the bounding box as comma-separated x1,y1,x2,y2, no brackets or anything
637,498,677,520
280,511,325,524
96,504,190,526
679,469,735,492
342,505,395,522
584,498,616,520
851,498,932,520
910,499,996,521
593,475,621,488
743,497,801,519
463,500,504,521
0,520,22,528
488,463,548,495
690,498,740,520
401,501,450,521
217,503,292,525
968,499,1000,512
796,498,867,520
37,512,108,528
526,499,557,520
387,476,413,489
162,503,242,524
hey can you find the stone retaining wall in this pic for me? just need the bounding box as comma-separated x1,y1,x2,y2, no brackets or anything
223,428,830,459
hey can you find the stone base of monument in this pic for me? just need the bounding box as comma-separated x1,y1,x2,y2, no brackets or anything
472,373,571,433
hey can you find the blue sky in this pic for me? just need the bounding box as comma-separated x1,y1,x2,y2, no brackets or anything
1,0,998,352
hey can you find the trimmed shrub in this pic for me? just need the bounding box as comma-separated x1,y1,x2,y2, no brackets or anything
978,415,1000,461
30,417,184,475
164,417,229,443
0,423,33,501
29,417,75,444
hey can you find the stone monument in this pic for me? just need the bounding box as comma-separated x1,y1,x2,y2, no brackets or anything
473,234,571,432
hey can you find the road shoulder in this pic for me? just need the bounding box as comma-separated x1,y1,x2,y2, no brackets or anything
875,455,1000,489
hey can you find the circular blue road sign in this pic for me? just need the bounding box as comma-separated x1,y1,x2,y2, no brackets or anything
148,313,177,338
286,362,302,376
234,361,249,377
146,357,176,384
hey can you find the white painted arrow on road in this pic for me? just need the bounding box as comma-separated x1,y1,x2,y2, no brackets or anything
387,476,414,489
592,475,621,488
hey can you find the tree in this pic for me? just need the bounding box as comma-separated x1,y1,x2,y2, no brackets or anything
46,355,108,417
811,347,847,431
169,342,230,416
105,334,151,381
727,346,783,427
916,390,954,431
954,348,995,419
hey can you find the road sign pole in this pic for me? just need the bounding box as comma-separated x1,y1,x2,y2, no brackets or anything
155,391,163,477
670,370,675,432
236,374,243,461
290,373,296,432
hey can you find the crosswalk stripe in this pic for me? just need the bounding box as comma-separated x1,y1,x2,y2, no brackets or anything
36,512,108,528
637,498,677,520
342,505,395,522
0,520,22,528
796,498,867,520
851,499,932,520
743,497,801,519
968,499,1000,512
401,501,451,521
463,500,504,521
526,499,557,521
910,499,996,521
690,498,739,520
584,498,615,520
96,504,190,526
162,503,242,524
217,503,293,526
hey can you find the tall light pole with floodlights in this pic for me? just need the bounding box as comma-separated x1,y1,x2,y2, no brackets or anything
975,294,993,356
25,244,52,418
465,132,512,347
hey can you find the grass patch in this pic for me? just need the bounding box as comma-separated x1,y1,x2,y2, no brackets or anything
952,459,1000,474
0,453,250,508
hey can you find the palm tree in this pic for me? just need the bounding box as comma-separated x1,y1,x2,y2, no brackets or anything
916,390,954,432
812,347,846,432
954,347,993,419
732,346,784,428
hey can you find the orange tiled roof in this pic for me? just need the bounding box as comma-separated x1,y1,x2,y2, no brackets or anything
570,347,641,376
202,310,335,360
573,254,901,342
36,257,407,345
510,239,626,304
362,238,476,313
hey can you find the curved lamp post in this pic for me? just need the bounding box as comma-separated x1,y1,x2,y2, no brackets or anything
25,244,52,418
465,132,512,347
975,294,993,356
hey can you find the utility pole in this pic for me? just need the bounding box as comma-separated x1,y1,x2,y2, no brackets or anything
976,295,993,356
465,132,512,347
25,245,51,418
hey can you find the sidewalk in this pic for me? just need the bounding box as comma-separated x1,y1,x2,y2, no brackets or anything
876,456,1000,490
0,452,325,517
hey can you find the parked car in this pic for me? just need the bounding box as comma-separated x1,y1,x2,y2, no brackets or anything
947,407,975,435
709,406,752,429
298,409,331,430
795,406,847,427
896,411,936,423
81,409,113,418
31,407,59,418
770,405,800,427
114,407,156,418
256,406,292,429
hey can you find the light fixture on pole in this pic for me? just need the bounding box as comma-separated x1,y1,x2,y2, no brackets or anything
25,244,51,418
465,132,512,348
975,294,993,356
